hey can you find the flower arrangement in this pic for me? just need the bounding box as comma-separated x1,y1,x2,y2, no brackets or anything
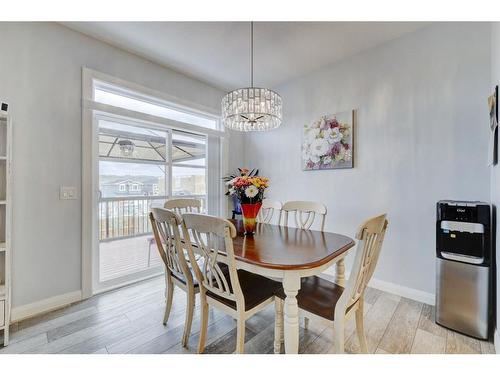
302,111,353,170
224,168,269,204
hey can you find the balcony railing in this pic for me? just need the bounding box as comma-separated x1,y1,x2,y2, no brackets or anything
98,195,206,241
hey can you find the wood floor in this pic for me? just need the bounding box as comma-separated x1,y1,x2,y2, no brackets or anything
0,275,496,354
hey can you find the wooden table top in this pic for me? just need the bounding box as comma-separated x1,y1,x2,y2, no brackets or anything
229,220,355,270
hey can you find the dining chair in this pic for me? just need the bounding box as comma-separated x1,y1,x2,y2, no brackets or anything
257,199,282,224
280,201,327,231
147,198,203,266
149,208,198,348
164,197,202,214
181,213,281,354
274,213,388,354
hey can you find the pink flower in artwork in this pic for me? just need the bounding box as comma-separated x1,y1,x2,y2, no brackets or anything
329,118,340,129
320,117,330,130
331,142,342,156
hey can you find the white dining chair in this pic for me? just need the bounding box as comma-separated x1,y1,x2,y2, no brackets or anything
164,198,202,214
149,208,198,348
280,201,327,231
181,213,280,354
274,214,389,354
257,199,282,224
147,198,203,266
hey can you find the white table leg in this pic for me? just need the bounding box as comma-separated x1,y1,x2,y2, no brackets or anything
335,258,346,287
283,272,301,354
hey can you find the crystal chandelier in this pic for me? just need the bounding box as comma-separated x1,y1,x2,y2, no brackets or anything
222,22,283,132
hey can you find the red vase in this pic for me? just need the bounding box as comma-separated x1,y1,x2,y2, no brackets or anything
240,202,262,235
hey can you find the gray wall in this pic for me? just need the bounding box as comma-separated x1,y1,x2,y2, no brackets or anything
0,22,227,308
243,23,491,295
490,22,500,345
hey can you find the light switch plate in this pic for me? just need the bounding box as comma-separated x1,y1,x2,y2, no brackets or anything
60,186,78,200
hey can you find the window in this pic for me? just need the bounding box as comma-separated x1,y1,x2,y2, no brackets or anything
94,84,218,130
172,130,206,200
98,120,169,200
97,120,208,203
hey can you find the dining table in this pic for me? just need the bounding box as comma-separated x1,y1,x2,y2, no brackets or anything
228,219,356,354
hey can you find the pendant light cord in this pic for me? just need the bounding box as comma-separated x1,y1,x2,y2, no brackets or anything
250,21,254,87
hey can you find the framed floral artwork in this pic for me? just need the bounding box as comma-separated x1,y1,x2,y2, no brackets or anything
302,110,354,170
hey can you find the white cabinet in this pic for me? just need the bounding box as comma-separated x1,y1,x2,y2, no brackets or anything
0,300,5,327
0,114,11,346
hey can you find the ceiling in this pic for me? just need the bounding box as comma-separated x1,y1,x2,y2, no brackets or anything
63,22,429,91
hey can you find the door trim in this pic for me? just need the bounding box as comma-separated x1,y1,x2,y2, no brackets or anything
81,67,224,298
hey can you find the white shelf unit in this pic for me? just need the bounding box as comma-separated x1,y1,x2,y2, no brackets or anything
0,114,12,347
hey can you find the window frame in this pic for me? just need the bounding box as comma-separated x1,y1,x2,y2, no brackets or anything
84,68,223,135
82,68,228,297
94,83,219,130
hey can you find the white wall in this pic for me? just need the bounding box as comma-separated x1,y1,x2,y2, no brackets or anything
0,22,229,309
490,21,500,351
244,23,491,298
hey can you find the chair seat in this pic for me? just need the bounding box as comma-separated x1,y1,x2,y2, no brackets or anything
275,275,346,321
207,270,280,312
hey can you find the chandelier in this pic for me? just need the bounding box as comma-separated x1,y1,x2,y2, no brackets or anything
222,22,283,132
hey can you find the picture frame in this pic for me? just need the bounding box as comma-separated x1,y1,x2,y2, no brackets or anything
302,109,354,170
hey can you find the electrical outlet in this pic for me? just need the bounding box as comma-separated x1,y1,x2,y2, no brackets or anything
60,186,78,200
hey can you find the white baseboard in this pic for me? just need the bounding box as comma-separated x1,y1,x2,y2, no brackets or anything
495,329,499,354
323,268,435,306
11,290,82,322
367,278,435,305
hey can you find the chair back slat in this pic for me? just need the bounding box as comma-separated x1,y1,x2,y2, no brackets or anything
280,201,327,231
149,208,191,282
182,214,243,306
257,199,282,224
295,210,315,229
164,198,202,215
343,214,388,309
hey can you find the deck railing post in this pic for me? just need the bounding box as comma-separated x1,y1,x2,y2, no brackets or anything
105,201,110,239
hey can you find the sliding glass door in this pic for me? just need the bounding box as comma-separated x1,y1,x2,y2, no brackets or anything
95,115,207,291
